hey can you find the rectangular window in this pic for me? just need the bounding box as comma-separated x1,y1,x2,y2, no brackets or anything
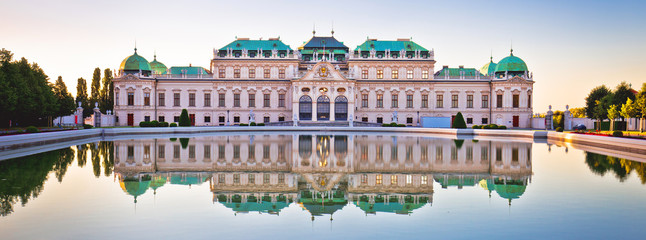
143,145,150,159
437,94,443,108
115,92,119,106
422,175,428,185
144,93,150,106
233,145,240,159
422,69,429,79
436,146,443,161
219,93,225,107
174,116,180,123
361,174,368,184
234,94,240,107
264,116,270,123
406,94,413,108
422,94,428,108
452,95,459,108
467,118,473,124
512,147,519,162
451,146,458,160
496,147,502,162
391,175,398,184
467,95,473,108
407,70,413,79
263,68,270,79
234,69,240,78
158,93,165,106
361,69,368,79
391,69,398,79
362,94,368,108
218,174,225,184
248,145,255,160
466,146,473,161
144,116,150,122
391,94,398,108
376,174,383,185
279,173,285,184
158,145,165,158
158,116,165,122
407,117,413,124
497,94,503,108
391,145,398,161
218,69,225,78
279,69,285,79
249,69,255,78
278,116,285,122
204,93,211,107
174,93,180,107
377,69,383,79
204,116,210,123
173,145,180,159
263,173,270,184
189,145,195,159
127,92,134,106
377,117,383,123
263,145,270,159
481,146,489,161
188,93,195,107
406,174,412,185
263,94,270,107
362,117,368,122
218,145,225,159
482,95,489,108
377,94,383,108
233,174,240,184
528,94,532,108
219,116,225,124
377,146,383,162
248,174,255,184
248,93,256,107
233,116,240,123
482,118,488,124
513,94,519,108
421,146,428,162
279,94,285,107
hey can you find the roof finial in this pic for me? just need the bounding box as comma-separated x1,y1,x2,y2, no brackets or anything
510,40,514,56
134,40,137,53
154,50,157,60
331,21,334,36
313,23,316,36
490,49,493,62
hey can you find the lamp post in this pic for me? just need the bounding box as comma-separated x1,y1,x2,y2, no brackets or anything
417,111,420,127
226,110,230,126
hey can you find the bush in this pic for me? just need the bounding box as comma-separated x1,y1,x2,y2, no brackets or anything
257,123,265,126
472,125,481,129
612,130,623,137
482,125,490,129
250,122,257,126
158,122,169,127
25,126,39,133
83,124,93,129
452,112,467,129
170,123,178,127
139,121,149,127
170,138,177,141
398,124,406,127
382,124,389,127
179,138,190,149
151,120,159,127
239,123,248,126
498,125,507,130
179,109,191,127
556,127,563,132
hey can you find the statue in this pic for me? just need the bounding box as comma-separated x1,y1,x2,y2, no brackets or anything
399,49,406,59
272,48,278,57
295,50,302,59
369,48,376,58
349,114,353,127
293,113,298,126
249,110,256,123
392,111,398,123
242,48,248,57
335,65,340,71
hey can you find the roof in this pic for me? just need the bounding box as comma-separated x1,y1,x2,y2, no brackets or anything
479,57,497,76
355,39,429,52
219,39,292,51
169,66,209,75
435,67,486,78
169,174,208,185
494,50,528,73
120,48,151,72
300,36,348,49
221,201,290,214
149,55,168,74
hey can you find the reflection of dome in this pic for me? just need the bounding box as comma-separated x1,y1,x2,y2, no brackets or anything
149,54,168,74
494,49,528,75
221,202,289,214
149,176,167,194
119,175,151,203
298,190,347,217
354,195,428,214
494,183,527,200
119,48,151,75
170,174,208,185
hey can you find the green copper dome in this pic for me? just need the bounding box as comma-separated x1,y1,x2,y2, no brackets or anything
494,50,528,73
120,48,151,72
149,55,167,74
479,57,498,76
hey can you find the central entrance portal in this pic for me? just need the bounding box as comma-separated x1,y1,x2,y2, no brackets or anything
334,95,348,121
317,95,330,121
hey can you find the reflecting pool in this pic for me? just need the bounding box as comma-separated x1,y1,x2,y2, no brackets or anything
1,133,646,239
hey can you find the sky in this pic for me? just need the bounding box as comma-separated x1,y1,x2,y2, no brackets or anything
1,0,645,112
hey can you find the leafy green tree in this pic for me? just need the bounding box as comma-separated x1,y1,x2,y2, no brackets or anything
607,104,619,131
52,76,75,122
585,85,611,119
612,81,636,107
179,109,191,126
452,112,467,129
553,111,565,130
100,68,114,112
620,98,637,130
593,94,613,130
76,77,92,117
569,107,587,118
636,83,646,132
90,68,101,108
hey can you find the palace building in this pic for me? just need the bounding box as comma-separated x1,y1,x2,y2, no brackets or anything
113,32,534,128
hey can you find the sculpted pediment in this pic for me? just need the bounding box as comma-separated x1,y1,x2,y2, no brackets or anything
297,62,347,82
507,76,530,83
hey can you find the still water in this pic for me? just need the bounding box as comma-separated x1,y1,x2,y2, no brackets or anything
1,132,645,239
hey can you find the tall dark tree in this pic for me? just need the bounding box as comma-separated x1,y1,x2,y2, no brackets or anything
612,81,636,107
90,67,101,108
100,68,114,112
52,76,75,123
75,77,92,117
585,85,611,119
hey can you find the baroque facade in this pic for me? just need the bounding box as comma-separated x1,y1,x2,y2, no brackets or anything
113,33,534,127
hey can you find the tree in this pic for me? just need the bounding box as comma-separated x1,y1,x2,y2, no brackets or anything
553,111,564,130
179,109,191,126
569,107,586,118
75,77,92,117
620,98,637,131
100,68,114,112
636,83,646,132
585,85,611,119
593,94,613,131
90,67,101,107
613,81,636,107
607,104,619,131
51,76,75,123
452,112,467,129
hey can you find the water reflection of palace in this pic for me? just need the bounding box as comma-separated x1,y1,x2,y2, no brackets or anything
113,134,532,217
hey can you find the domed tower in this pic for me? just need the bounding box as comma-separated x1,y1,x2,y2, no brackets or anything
149,54,168,75
119,48,152,77
494,49,528,78
479,56,497,76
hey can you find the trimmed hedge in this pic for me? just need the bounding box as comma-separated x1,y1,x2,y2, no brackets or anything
140,121,170,127
170,123,178,127
158,122,169,127
25,126,39,133
250,122,257,126
179,109,191,126
612,131,623,137
452,112,467,129
83,124,93,129
239,123,248,126
472,125,482,129
257,123,265,126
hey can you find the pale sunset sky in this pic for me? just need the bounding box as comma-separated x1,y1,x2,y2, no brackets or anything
1,0,645,112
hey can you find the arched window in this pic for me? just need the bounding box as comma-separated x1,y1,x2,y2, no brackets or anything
299,95,312,120
334,95,348,121
317,95,330,120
